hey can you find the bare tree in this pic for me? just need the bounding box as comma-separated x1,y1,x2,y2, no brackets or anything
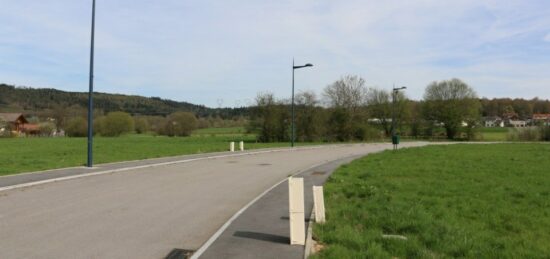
323,75,368,111
366,88,408,136
323,75,369,140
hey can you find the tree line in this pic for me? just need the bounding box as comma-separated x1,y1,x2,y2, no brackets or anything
247,75,549,141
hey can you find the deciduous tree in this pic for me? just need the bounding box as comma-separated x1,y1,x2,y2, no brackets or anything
423,78,480,139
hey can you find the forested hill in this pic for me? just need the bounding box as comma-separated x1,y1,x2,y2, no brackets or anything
0,84,248,118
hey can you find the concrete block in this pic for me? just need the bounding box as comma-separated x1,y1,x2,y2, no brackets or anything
239,141,244,151
313,186,325,223
288,177,305,245
230,142,235,152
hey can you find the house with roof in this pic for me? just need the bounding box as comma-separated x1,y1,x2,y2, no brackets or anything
532,113,550,126
483,116,504,127
0,113,28,134
508,120,527,128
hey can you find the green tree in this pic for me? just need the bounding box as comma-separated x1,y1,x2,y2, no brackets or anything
423,79,481,139
247,93,290,142
295,91,324,142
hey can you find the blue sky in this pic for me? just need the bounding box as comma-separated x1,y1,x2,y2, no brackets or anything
1,0,549,107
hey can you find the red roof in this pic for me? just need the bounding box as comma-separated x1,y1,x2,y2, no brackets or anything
21,124,40,131
533,114,550,120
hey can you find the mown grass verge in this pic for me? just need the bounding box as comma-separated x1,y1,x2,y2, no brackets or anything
312,144,550,258
0,133,299,176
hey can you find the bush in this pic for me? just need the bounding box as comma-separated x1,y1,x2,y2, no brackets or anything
540,126,550,141
134,116,150,134
507,127,541,141
97,112,134,137
354,125,383,141
65,117,88,137
39,123,55,137
162,112,198,137
0,124,15,138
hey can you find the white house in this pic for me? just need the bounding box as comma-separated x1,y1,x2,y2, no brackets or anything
484,116,504,127
508,120,527,128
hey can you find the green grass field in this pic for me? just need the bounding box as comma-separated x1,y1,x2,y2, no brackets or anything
192,126,247,135
312,144,550,258
0,129,295,176
479,127,509,141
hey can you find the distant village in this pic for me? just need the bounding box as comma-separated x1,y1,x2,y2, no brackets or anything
484,113,550,128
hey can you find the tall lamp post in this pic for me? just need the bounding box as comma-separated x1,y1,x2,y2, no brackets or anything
87,0,96,167
291,60,313,147
391,86,406,150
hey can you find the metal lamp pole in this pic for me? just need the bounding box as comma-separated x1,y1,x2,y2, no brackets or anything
291,59,313,147
391,86,406,150
87,0,96,167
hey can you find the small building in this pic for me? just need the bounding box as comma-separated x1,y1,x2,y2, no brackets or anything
508,120,527,128
0,113,28,134
532,114,550,126
484,116,504,127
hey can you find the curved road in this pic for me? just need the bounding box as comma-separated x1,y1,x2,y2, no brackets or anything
0,143,427,258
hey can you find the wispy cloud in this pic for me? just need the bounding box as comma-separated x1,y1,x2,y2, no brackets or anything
1,0,549,106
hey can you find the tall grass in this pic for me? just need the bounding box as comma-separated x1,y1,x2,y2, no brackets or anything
506,127,545,141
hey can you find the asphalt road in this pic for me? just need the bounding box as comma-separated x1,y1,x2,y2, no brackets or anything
0,143,427,259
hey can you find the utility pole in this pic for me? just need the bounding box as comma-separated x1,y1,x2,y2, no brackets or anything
87,0,96,167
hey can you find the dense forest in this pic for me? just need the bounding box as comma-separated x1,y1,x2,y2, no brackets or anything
0,84,248,119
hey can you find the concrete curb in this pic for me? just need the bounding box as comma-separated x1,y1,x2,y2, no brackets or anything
303,208,316,259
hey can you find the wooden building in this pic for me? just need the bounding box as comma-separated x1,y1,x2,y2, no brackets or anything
0,113,28,133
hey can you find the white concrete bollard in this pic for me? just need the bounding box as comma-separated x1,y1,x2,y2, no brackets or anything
230,142,235,152
239,141,244,151
288,177,305,245
313,186,326,223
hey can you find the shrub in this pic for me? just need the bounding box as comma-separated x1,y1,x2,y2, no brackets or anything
134,116,150,134
540,126,550,141
354,125,383,141
95,112,134,137
162,112,198,137
0,124,15,138
65,117,88,137
39,123,55,137
93,116,105,136
507,127,541,141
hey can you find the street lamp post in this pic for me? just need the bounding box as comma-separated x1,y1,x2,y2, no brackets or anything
391,86,406,150
291,59,313,147
87,0,96,167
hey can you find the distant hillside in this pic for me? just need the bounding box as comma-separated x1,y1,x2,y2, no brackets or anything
0,84,248,118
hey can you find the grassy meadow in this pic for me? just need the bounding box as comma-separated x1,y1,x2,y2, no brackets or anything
313,144,550,258
0,127,296,176
479,127,509,141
